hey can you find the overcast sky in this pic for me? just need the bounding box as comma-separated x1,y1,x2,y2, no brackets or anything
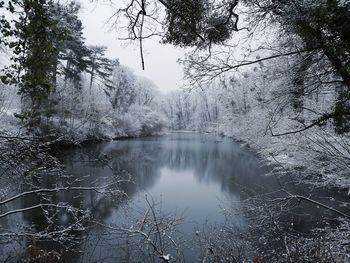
78,1,186,92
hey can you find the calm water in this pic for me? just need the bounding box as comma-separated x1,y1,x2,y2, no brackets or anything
63,132,273,262
1,132,349,262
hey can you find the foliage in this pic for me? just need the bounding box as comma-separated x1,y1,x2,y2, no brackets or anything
117,0,350,133
49,1,90,89
86,45,114,91
0,0,61,127
163,0,207,47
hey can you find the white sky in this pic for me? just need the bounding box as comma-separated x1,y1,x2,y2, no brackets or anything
78,1,186,92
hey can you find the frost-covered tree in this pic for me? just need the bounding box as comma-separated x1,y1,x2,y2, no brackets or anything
117,0,350,134
135,77,160,108
0,0,91,129
86,45,114,92
0,0,60,128
49,1,90,89
108,64,137,113
242,0,350,133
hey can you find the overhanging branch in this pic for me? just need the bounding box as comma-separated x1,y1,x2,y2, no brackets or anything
269,113,334,137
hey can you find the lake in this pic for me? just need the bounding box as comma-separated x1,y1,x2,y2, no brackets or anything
1,132,349,262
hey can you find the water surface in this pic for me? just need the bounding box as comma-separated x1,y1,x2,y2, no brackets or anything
63,132,275,261
1,132,349,262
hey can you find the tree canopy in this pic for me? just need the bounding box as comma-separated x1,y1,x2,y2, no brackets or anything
118,0,350,133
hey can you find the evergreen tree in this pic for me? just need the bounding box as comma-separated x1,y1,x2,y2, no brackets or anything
0,0,60,127
48,1,90,89
86,45,114,92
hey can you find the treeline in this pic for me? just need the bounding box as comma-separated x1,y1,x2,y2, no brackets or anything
0,0,166,140
160,53,349,186
144,0,350,187
178,0,350,135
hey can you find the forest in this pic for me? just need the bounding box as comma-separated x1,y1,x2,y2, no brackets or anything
0,0,349,262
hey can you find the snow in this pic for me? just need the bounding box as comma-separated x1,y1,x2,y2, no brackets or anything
0,53,348,190
0,63,168,149
158,57,350,189
159,254,171,262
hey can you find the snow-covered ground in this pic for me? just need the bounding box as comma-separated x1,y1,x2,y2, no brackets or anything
209,113,350,191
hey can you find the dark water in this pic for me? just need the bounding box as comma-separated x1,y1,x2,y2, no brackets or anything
64,132,272,262
1,132,349,262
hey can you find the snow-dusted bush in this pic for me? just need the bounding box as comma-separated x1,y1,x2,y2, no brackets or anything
114,113,142,137
128,105,167,136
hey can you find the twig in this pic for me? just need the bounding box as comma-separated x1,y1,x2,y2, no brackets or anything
0,182,127,206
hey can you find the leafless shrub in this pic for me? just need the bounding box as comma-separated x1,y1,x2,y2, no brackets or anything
97,196,185,262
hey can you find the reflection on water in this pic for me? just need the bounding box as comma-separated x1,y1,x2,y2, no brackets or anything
58,132,274,262
1,132,349,262
65,133,272,207
77,132,275,222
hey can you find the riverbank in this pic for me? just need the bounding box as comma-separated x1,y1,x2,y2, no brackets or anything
194,116,350,193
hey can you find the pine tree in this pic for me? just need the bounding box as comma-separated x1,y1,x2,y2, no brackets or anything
49,1,90,89
86,45,114,92
0,0,60,128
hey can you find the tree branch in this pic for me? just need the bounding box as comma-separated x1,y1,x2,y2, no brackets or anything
269,113,334,137
0,204,72,218
0,183,127,206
